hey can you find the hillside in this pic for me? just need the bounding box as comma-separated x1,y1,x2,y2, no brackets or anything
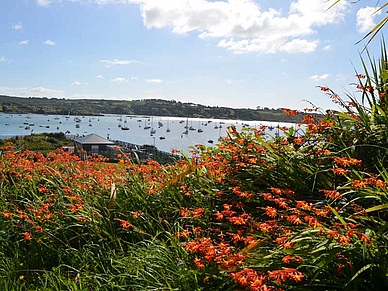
0,95,319,122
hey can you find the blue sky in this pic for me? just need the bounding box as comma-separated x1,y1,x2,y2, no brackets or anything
0,0,384,110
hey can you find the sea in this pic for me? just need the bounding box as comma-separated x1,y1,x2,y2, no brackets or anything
0,113,298,154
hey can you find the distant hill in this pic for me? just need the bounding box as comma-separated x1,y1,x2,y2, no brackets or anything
0,95,320,122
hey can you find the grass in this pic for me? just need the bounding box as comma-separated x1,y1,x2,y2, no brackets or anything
1,43,388,291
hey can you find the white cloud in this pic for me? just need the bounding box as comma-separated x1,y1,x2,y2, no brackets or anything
12,23,23,30
71,81,82,86
30,86,64,96
218,37,318,54
32,0,349,54
310,73,329,81
0,56,11,64
44,39,56,46
100,59,138,67
323,45,331,51
356,6,382,33
281,39,318,54
145,78,163,84
226,79,232,84
110,77,127,82
96,74,104,79
129,0,347,54
130,76,138,80
18,40,29,45
37,0,52,6
0,86,110,100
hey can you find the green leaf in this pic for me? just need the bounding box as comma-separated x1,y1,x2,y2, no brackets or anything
365,203,388,213
344,264,377,288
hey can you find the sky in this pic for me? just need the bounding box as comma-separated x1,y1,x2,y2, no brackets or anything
0,0,385,111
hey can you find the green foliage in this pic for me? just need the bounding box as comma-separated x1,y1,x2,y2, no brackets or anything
2,38,388,291
6,132,72,153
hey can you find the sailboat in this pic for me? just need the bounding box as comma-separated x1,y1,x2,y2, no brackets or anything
166,119,171,132
198,120,203,133
182,118,189,135
144,118,151,130
189,120,196,131
121,117,129,130
150,116,156,135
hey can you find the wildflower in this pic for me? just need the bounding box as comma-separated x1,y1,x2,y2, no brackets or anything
333,157,362,167
338,235,351,245
131,211,140,219
193,258,205,269
332,167,349,175
22,232,32,241
293,137,304,145
320,189,341,199
319,86,330,92
269,187,282,195
3,212,12,218
282,109,299,116
282,255,303,264
193,226,202,234
326,230,339,240
192,208,205,218
263,206,277,218
351,179,368,188
301,114,315,124
304,216,321,228
214,212,224,221
296,200,312,211
176,230,191,239
116,218,133,230
286,215,303,225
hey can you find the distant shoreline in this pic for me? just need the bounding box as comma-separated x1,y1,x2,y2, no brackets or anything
0,95,320,123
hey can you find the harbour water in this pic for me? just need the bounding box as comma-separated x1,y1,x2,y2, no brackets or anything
0,113,297,154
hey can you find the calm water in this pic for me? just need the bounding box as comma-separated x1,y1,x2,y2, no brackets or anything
0,113,297,153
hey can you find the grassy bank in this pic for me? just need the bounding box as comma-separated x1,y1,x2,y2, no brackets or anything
1,47,388,291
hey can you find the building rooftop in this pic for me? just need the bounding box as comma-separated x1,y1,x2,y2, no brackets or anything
74,133,115,145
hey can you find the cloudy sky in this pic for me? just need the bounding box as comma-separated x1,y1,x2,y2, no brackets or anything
0,0,384,110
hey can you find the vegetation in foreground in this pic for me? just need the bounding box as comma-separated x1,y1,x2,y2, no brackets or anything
0,132,73,154
1,46,388,291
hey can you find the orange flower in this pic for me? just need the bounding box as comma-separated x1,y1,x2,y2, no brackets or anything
282,109,299,116
301,114,315,124
22,232,32,241
320,189,341,199
193,258,205,269
286,215,303,225
116,218,133,230
263,206,277,218
351,179,368,188
3,212,12,218
131,211,140,219
192,208,205,218
334,157,362,167
282,255,303,264
319,86,330,92
269,187,282,195
332,167,349,175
